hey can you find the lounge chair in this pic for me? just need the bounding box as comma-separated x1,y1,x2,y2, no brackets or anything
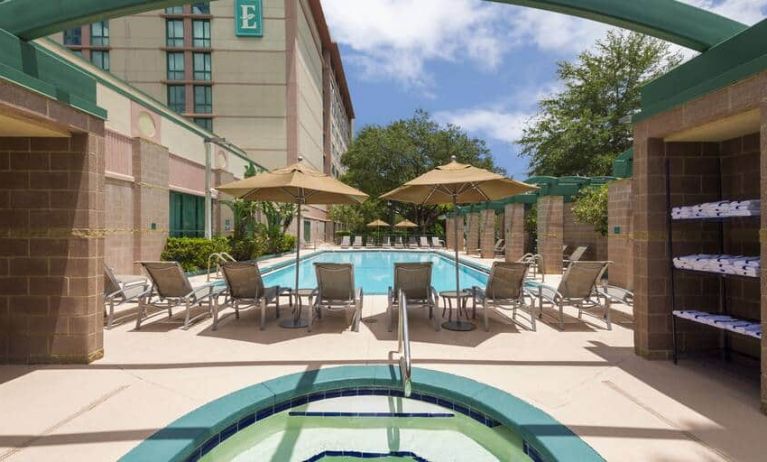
340,236,351,249
408,237,419,249
419,236,430,248
519,253,544,281
382,236,392,248
431,237,444,248
216,262,281,330
387,262,440,331
104,265,150,329
366,237,376,248
471,262,533,331
563,246,588,267
311,263,363,332
494,239,505,256
599,285,633,308
526,261,610,330
352,236,363,249
137,261,226,330
394,237,405,249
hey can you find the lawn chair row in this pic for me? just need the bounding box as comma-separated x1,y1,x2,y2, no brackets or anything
107,257,616,333
340,235,445,249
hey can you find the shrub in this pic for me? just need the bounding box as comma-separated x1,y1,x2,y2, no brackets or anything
161,236,230,272
571,184,609,236
229,235,268,261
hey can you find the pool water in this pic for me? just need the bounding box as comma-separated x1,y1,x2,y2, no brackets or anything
262,251,489,294
200,395,530,462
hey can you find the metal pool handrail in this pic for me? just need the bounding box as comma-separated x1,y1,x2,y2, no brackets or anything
207,252,236,281
397,289,412,397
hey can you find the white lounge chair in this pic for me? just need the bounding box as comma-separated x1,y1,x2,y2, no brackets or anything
394,237,405,249
471,262,533,331
352,236,363,249
340,236,351,249
104,265,150,329
419,236,430,248
408,237,419,249
431,237,444,248
387,262,440,331
382,236,392,248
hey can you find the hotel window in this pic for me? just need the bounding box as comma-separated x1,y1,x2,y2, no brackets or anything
193,85,212,113
192,20,211,48
167,52,185,80
169,191,205,238
91,51,110,71
194,118,213,131
90,21,109,46
166,19,184,48
192,2,210,14
165,6,184,15
193,53,211,81
63,28,82,46
167,85,186,113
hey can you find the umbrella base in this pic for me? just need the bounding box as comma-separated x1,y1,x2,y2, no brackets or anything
280,318,309,329
442,320,476,332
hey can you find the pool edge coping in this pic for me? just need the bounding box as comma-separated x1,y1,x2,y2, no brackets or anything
119,365,605,462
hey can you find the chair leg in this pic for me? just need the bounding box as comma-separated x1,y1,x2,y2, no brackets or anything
605,298,612,330
260,299,266,330
529,301,536,332
352,303,360,332
558,302,564,331
212,298,220,331
275,297,281,319
483,301,489,332
387,301,394,332
107,299,114,329
183,301,192,330
135,300,144,330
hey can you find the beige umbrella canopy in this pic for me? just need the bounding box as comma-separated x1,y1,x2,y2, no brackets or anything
367,219,390,227
216,156,368,328
394,219,418,228
381,156,537,331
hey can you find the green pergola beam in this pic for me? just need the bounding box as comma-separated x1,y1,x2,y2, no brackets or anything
488,0,746,52
0,0,746,50
0,0,218,40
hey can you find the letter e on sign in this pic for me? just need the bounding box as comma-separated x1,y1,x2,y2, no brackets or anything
235,0,263,37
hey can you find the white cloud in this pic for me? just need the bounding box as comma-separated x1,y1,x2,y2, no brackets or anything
320,0,513,89
681,0,767,25
435,108,533,145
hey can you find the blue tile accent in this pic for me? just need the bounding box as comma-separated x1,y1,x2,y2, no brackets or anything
183,448,200,462
220,423,237,442
237,413,255,430
199,434,219,456
289,411,454,418
256,407,274,421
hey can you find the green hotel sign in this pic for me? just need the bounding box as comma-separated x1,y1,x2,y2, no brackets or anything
235,0,263,37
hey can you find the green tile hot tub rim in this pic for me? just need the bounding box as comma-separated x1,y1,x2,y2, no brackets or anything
119,365,604,462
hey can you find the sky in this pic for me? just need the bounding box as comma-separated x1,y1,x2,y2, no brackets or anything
319,0,767,179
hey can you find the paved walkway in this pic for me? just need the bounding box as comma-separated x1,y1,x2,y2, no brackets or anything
0,252,765,461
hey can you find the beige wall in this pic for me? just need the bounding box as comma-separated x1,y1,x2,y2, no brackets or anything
295,0,325,171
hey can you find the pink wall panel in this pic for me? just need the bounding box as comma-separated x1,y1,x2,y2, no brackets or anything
169,154,205,194
104,130,133,177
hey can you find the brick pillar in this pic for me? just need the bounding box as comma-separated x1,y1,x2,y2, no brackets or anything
1,133,105,364
537,196,564,274
446,217,454,249
608,179,634,289
466,212,480,255
504,203,525,262
479,210,495,258
132,139,169,273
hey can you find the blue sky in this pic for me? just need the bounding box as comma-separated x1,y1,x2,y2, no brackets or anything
320,0,767,179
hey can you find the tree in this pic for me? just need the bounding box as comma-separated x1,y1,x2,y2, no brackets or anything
519,31,682,177
341,110,500,232
571,184,609,236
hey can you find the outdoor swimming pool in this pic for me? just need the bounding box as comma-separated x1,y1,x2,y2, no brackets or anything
261,251,489,294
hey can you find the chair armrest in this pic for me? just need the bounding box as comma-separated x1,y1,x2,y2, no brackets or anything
188,282,225,302
355,287,363,304
472,286,486,302
429,286,439,304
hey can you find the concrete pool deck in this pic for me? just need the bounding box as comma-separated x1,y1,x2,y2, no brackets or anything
0,250,765,461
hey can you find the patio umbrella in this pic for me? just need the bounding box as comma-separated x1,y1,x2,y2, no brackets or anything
381,156,536,330
367,219,389,244
216,156,368,328
394,219,418,243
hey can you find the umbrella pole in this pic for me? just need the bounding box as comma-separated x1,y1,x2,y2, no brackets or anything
281,195,309,329
441,194,475,332
453,195,460,294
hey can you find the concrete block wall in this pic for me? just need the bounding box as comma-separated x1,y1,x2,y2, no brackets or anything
504,203,525,262
537,196,564,274
0,133,106,364
607,179,634,289
466,212,480,255
563,204,607,261
131,139,169,274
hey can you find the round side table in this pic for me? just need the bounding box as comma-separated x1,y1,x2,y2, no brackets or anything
440,290,475,331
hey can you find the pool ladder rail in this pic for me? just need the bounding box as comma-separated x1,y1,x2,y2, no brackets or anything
207,252,236,281
397,290,412,397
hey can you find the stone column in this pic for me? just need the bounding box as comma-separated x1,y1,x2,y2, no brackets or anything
608,179,634,289
1,133,105,364
132,138,169,273
760,103,767,412
479,209,496,258
537,196,564,274
504,203,525,262
446,217,454,249
466,212,480,255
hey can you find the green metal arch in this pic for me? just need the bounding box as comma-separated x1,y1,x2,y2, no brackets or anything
0,0,749,51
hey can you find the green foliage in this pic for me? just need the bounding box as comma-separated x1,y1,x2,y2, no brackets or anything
340,109,500,233
228,234,267,261
221,199,259,241
162,237,230,272
519,31,682,177
261,201,297,235
572,185,609,236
